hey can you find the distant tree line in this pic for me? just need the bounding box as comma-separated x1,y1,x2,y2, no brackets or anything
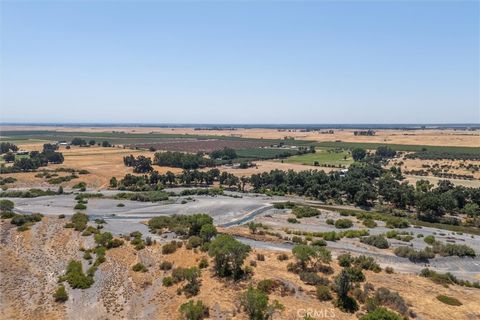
353,130,376,136
405,151,480,161
71,138,112,147
112,168,241,191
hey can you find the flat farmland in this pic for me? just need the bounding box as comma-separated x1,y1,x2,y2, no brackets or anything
283,148,353,167
132,139,271,153
2,125,478,147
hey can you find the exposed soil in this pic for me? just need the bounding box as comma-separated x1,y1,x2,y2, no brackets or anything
2,218,480,320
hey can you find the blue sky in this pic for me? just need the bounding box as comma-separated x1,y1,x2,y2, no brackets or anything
0,1,478,124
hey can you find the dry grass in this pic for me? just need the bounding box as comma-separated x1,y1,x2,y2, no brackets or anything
2,218,480,320
5,145,181,189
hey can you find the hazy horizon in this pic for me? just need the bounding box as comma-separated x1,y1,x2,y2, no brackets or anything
1,1,479,124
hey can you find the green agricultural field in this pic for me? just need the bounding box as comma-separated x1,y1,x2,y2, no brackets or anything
0,130,316,147
236,148,298,160
316,141,480,154
283,148,353,167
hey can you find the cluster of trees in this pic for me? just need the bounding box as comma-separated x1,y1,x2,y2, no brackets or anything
154,151,215,169
112,169,241,191
1,147,65,173
0,142,19,154
405,151,480,161
353,130,376,136
115,152,480,226
210,147,237,160
249,159,480,224
148,213,217,241
123,155,153,173
71,138,112,147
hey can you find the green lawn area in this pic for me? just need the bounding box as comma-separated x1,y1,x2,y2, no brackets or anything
283,148,353,167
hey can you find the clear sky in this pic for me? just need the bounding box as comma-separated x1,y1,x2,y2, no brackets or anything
0,1,478,124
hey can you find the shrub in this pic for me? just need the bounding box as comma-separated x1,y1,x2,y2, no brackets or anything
363,219,377,228
370,288,409,316
432,243,476,258
179,300,209,320
74,203,87,210
310,239,327,247
299,272,329,286
70,212,88,231
198,258,209,269
62,260,94,289
394,246,435,262
335,295,359,313
322,231,340,241
292,236,306,244
326,218,334,225
360,235,389,249
385,267,394,274
353,255,381,272
58,214,66,219
287,217,299,224
385,230,398,238
132,263,148,272
345,267,365,282
277,253,289,261
424,235,436,245
17,224,30,232
187,236,203,249
335,219,353,229
117,203,125,207
316,285,333,301
239,287,284,320
160,261,173,270
337,253,353,267
10,213,43,227
420,268,480,288
162,276,174,287
385,218,409,229
0,199,14,212
1,211,15,219
257,279,278,294
292,206,320,218
53,285,68,302
436,295,462,306
360,307,402,320
256,253,265,261
162,242,178,254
